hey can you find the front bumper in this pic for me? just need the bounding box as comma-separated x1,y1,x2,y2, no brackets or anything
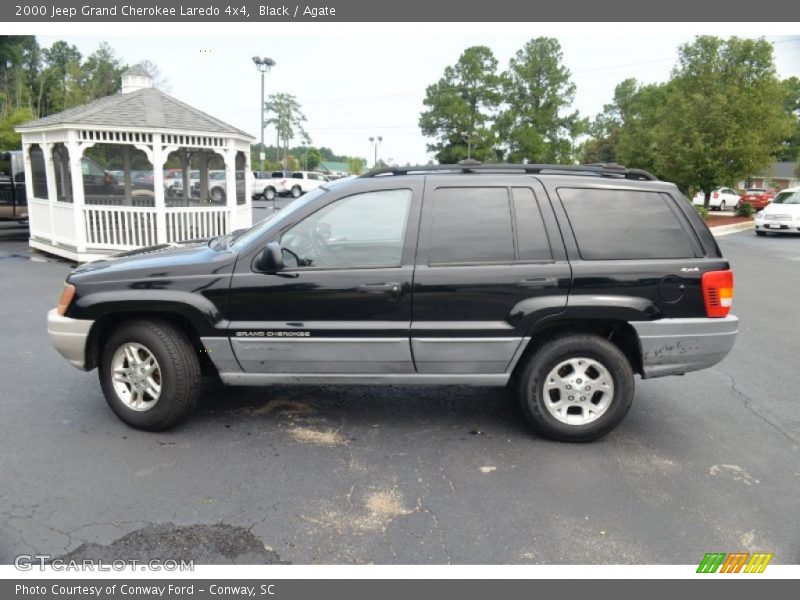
46,308,93,370
630,316,739,379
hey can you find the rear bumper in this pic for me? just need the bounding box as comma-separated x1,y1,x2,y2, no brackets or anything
630,315,738,379
46,308,93,370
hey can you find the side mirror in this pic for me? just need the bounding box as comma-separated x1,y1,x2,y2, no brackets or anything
257,241,284,272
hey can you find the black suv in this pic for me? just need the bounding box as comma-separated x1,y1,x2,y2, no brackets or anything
47,163,738,441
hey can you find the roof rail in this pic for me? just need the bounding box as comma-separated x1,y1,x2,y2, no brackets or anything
360,161,658,181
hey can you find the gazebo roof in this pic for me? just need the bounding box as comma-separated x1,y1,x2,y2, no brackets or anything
17,87,253,139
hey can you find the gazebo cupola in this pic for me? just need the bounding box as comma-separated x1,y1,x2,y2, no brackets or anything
16,65,254,262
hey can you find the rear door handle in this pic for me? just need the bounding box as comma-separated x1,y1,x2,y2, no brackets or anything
357,282,402,295
516,277,558,289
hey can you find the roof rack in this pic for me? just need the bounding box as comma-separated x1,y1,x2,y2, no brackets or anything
360,160,658,181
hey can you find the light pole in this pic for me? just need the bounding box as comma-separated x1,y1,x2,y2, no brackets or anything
369,135,383,167
252,56,276,171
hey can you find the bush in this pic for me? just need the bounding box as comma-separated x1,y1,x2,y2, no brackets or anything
694,205,709,220
735,202,754,217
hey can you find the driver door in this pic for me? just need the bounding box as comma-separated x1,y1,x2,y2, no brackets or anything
227,179,423,374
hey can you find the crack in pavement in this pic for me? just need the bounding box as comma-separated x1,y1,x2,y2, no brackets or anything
719,369,800,446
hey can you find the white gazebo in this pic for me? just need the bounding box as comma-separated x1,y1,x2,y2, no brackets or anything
17,65,254,262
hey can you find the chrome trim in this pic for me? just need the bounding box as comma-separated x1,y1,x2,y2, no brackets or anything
219,372,509,386
630,315,739,378
46,308,93,370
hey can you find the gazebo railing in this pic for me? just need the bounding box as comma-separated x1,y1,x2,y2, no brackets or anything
30,199,241,254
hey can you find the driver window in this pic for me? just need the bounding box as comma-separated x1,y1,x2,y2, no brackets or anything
280,189,412,269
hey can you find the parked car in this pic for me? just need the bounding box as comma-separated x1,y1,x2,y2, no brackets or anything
737,188,774,211
0,150,28,222
252,170,293,201
191,170,246,203
281,171,329,198
692,187,739,211
46,162,738,441
754,186,800,236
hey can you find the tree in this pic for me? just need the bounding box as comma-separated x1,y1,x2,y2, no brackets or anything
347,157,366,175
0,106,35,148
77,43,125,102
265,93,310,167
776,76,800,163
306,147,321,170
137,59,170,92
42,40,81,113
498,38,585,163
654,36,792,206
419,46,503,163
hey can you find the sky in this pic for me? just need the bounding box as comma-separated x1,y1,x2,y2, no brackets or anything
37,27,800,167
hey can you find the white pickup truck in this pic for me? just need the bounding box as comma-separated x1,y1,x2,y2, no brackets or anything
252,170,330,200
252,170,292,201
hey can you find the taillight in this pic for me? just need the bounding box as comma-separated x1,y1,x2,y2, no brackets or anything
56,283,76,316
713,192,718,198
702,270,733,318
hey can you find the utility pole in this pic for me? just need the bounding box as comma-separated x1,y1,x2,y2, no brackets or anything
369,135,383,167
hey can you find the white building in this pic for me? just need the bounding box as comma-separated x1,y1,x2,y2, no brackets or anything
16,65,254,262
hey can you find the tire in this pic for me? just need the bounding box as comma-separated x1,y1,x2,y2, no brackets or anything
210,187,225,203
516,334,634,442
755,230,766,236
291,185,302,199
265,187,276,201
719,200,726,211
99,320,202,431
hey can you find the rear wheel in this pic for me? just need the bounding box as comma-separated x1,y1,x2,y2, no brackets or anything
516,334,634,442
99,320,202,431
719,200,726,211
291,185,302,198
210,187,225,203
265,187,276,201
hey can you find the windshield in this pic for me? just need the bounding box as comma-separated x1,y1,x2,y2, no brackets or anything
231,186,331,249
772,191,800,205
745,189,766,195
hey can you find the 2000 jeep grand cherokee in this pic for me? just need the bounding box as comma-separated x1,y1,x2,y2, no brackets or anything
47,163,738,441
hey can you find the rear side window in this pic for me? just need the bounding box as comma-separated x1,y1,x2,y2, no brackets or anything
558,188,695,260
429,187,514,264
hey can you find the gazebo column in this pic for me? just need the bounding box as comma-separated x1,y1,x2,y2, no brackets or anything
224,147,237,230
42,142,57,244
67,133,88,254
152,134,167,244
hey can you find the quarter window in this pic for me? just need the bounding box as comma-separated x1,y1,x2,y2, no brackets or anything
280,189,412,269
558,188,696,260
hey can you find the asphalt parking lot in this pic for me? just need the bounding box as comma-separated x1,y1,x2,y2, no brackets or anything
0,219,798,565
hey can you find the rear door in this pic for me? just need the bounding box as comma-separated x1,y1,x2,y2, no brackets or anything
411,176,570,374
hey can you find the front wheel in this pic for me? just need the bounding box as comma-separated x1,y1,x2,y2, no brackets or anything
265,187,276,201
755,230,766,236
99,320,202,431
516,334,634,442
291,185,302,198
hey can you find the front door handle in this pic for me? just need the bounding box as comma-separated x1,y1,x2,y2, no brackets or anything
357,282,402,295
516,277,558,289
